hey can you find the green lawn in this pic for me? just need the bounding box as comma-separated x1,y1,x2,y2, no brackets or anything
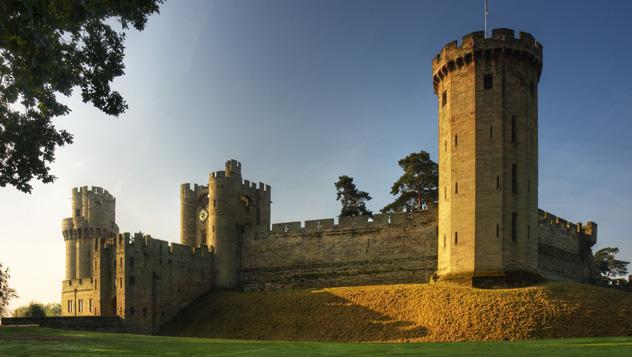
0,327,631,356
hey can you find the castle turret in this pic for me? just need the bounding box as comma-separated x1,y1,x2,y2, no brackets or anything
206,160,271,289
180,183,209,247
433,29,542,287
62,186,118,280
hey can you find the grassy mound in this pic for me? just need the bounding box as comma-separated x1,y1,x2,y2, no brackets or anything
159,282,632,342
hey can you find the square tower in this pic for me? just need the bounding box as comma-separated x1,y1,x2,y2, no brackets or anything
433,29,543,287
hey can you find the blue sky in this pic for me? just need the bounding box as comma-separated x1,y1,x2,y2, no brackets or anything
1,0,631,309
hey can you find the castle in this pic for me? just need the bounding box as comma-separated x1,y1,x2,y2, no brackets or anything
60,29,598,333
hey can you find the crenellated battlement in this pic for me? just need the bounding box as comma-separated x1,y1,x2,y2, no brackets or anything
72,186,115,200
116,232,212,257
180,183,208,195
268,205,437,235
432,28,543,94
61,277,95,291
538,209,597,246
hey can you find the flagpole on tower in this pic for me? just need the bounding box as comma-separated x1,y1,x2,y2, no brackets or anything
484,0,489,38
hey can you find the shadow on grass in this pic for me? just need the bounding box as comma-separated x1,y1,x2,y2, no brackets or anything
159,289,428,342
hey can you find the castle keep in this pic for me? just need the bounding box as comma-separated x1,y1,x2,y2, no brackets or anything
60,29,598,333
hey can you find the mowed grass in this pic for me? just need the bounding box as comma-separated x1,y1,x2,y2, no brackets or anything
1,327,632,356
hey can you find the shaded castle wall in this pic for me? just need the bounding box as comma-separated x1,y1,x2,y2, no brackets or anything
537,209,597,282
115,233,213,334
240,207,439,290
240,206,596,290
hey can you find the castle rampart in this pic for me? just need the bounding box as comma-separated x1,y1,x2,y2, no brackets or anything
239,205,596,289
537,209,597,282
240,207,439,290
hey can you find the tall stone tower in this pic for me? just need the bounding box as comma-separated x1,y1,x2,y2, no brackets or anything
180,160,271,289
433,29,543,287
62,186,119,280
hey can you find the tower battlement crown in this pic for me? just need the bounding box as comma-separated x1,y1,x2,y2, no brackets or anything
71,186,115,201
432,28,543,94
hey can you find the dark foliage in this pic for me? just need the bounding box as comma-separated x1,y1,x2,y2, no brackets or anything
0,0,163,192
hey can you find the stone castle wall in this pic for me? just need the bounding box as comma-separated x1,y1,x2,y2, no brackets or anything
61,231,214,334
240,206,438,289
240,206,596,289
537,209,597,282
114,233,213,334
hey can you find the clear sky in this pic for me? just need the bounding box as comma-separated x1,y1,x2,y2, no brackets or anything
1,0,631,311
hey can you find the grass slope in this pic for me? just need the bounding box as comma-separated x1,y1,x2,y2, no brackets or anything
1,327,632,356
160,282,632,342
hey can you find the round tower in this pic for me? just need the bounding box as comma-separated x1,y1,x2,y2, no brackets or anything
207,160,244,289
61,186,118,280
180,183,198,247
433,29,542,287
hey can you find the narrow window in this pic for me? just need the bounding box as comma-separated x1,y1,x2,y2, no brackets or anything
442,90,447,107
454,182,458,194
119,277,122,287
78,299,83,313
75,208,80,217
484,74,493,89
511,212,517,241
89,299,93,313
212,225,215,232
444,140,447,152
511,115,517,143
454,232,458,245
213,199,217,207
496,224,499,237
119,257,122,268
454,134,458,146
444,187,447,199
490,126,493,139
443,234,446,247
67,300,72,313
496,176,500,189
512,164,517,193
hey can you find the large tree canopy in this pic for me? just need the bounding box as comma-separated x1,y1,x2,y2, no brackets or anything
335,175,372,218
0,0,163,193
382,150,438,213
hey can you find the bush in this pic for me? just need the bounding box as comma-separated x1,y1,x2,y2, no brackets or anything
13,302,47,318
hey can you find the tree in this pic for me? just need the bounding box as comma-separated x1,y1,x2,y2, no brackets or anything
0,0,163,193
44,302,61,317
382,151,438,213
335,175,372,217
13,301,46,318
594,247,630,281
0,262,18,317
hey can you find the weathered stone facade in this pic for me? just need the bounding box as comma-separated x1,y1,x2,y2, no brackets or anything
433,29,543,286
60,187,213,334
60,28,599,333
